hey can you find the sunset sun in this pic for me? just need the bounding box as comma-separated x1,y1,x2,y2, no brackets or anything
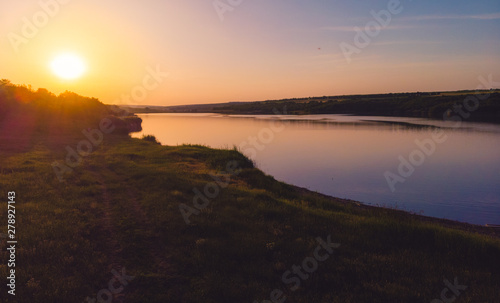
50,53,86,80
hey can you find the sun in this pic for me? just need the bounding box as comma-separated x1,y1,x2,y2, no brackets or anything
50,53,86,80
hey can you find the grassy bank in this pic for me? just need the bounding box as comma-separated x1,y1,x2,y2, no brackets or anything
1,130,499,302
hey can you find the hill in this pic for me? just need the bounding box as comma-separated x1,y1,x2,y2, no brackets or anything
124,90,500,124
0,79,142,153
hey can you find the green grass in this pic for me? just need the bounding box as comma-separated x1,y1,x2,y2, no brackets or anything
0,132,499,302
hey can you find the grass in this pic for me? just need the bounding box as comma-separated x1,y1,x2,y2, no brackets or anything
0,128,499,302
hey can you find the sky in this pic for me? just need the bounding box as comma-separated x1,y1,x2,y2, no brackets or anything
1,0,500,106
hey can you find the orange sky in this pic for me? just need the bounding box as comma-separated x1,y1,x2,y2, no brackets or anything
1,0,499,105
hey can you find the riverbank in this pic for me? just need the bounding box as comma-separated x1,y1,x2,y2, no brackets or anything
131,112,500,226
1,130,499,302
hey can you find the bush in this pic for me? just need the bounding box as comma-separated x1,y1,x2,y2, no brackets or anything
142,134,160,144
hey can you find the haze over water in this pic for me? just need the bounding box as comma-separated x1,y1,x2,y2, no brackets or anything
132,113,500,226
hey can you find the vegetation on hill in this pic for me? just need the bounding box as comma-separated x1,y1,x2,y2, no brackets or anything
212,91,500,123
1,83,499,302
0,79,142,136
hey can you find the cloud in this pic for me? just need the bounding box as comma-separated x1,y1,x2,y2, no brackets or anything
372,40,444,46
320,13,500,33
320,26,358,32
403,13,500,21
320,25,417,32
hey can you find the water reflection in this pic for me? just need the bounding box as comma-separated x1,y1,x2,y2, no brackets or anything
132,113,500,225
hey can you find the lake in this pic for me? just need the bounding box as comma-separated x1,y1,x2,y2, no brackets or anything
131,113,500,225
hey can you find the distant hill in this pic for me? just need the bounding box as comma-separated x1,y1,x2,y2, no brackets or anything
121,90,500,123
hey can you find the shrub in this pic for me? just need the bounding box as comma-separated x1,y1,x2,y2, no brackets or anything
142,134,160,144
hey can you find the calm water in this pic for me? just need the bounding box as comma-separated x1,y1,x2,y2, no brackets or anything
132,113,500,225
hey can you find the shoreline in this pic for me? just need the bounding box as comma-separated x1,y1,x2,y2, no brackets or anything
132,113,500,229
293,185,500,238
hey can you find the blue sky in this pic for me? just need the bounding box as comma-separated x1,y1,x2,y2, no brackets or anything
1,0,499,105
